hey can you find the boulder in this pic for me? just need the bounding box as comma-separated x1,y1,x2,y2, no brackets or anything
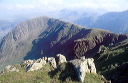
26,58,46,72
42,57,47,61
21,60,34,67
36,58,46,65
87,58,96,73
80,56,86,60
70,59,87,82
70,58,96,82
3,65,19,73
27,63,43,72
48,57,57,68
56,54,67,65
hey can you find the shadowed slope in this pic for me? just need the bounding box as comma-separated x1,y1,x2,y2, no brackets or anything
0,16,127,71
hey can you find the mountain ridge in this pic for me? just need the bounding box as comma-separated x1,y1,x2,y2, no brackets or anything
0,16,127,71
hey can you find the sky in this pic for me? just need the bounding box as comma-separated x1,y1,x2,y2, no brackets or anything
0,0,128,20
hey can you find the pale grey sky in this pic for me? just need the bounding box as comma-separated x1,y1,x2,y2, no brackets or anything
0,0,128,11
0,0,128,20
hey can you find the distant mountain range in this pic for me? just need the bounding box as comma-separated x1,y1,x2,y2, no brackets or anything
0,16,127,71
93,10,128,33
0,18,28,39
75,10,128,34
0,20,16,39
0,9,100,39
47,9,128,34
0,9,128,40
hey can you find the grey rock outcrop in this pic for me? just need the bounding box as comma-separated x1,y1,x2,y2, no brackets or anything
42,57,48,61
27,63,43,72
48,57,57,68
36,58,46,65
3,65,19,73
26,58,46,72
87,58,96,73
56,54,67,65
70,58,96,82
21,60,34,67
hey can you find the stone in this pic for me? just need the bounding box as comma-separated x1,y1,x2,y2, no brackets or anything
70,59,87,82
42,57,47,61
48,57,57,68
56,54,67,65
87,58,96,73
70,58,96,82
27,63,43,72
22,58,47,72
26,58,47,72
21,60,34,67
3,65,19,73
80,56,86,60
36,58,46,65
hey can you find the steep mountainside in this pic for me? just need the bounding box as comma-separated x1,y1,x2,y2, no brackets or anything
94,39,128,83
0,16,127,71
0,8,103,38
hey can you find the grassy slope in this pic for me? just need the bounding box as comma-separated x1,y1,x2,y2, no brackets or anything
0,63,103,83
95,39,128,80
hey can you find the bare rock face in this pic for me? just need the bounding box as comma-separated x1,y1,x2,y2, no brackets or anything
26,58,46,72
27,63,43,72
70,58,96,82
48,57,57,68
3,65,19,73
87,58,96,73
56,54,67,65
0,16,50,71
36,58,46,65
21,60,34,67
42,57,48,61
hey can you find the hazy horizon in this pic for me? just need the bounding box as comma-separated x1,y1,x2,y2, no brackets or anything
0,0,128,20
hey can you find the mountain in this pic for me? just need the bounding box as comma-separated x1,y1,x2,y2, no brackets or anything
78,10,128,34
49,8,101,24
0,18,28,39
0,16,127,71
0,9,103,39
49,9,128,34
1,9,128,40
94,39,128,83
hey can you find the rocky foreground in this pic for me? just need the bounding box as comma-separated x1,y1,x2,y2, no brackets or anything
1,54,107,83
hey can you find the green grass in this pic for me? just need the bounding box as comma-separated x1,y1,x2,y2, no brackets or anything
95,40,128,80
84,73,103,83
0,63,104,83
0,64,51,83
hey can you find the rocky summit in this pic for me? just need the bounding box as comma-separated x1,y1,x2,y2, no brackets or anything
1,54,101,83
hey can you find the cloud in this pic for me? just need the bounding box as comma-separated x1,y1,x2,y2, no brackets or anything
0,0,128,11
0,0,65,11
63,0,128,11
0,0,128,20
